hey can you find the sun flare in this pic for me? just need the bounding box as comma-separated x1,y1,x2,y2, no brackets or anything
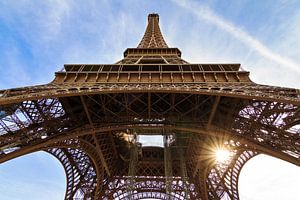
215,149,231,163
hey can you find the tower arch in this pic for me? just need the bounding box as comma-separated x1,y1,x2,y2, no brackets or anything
0,13,299,200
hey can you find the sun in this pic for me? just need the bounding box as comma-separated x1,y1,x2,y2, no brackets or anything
215,149,231,163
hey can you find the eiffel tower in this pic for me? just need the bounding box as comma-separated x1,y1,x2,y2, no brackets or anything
0,13,299,200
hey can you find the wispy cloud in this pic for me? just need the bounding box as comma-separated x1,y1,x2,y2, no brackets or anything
0,1,141,88
172,0,300,73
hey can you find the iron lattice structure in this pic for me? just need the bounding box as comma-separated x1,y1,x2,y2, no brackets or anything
0,14,299,200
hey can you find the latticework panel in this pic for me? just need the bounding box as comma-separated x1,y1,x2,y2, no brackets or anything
48,147,98,199
137,14,168,48
206,150,257,200
0,94,299,150
1,83,298,106
46,138,106,199
101,176,200,200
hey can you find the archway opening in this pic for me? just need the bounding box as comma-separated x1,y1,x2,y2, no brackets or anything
239,154,300,200
0,151,66,200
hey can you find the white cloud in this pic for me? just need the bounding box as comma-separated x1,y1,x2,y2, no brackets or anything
171,0,300,73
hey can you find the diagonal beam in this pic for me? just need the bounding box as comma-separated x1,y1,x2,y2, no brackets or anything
108,93,141,117
181,96,212,119
80,96,111,176
207,96,221,129
160,93,191,115
87,95,119,119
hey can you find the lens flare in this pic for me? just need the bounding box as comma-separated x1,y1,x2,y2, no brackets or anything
215,149,231,163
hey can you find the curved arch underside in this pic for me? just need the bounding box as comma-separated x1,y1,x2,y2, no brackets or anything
0,90,299,200
44,136,257,200
47,139,104,199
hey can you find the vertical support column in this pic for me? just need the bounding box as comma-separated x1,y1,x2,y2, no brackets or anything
176,133,189,199
199,166,209,200
164,133,173,199
127,133,139,200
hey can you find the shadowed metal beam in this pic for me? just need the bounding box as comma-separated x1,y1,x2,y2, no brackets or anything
80,95,111,176
148,92,151,118
199,166,209,200
207,96,221,129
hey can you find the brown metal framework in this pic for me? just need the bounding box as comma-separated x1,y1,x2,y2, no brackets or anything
0,13,299,200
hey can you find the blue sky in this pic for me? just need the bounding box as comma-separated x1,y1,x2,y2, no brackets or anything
0,0,299,199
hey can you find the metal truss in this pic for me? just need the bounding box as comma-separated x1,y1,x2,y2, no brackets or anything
0,13,299,200
0,89,299,200
1,82,298,105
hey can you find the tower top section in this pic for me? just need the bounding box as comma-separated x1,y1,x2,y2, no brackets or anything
137,13,168,48
54,13,250,85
